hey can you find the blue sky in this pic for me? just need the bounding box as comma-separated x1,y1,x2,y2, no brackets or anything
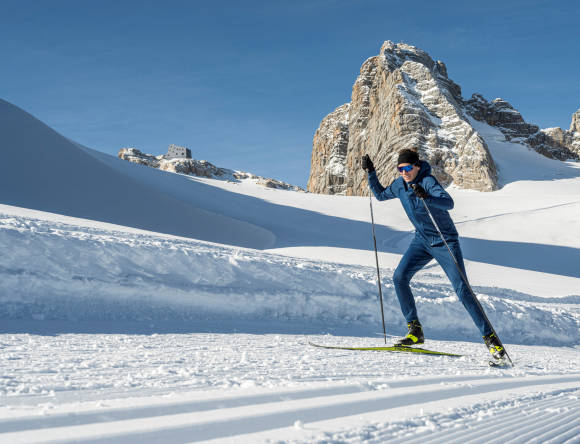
1,0,579,187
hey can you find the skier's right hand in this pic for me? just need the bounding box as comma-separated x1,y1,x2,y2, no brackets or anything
362,154,375,173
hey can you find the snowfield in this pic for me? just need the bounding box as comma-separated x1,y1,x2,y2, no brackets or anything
0,331,579,443
1,98,579,442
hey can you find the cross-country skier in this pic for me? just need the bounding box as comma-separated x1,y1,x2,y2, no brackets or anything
361,149,505,360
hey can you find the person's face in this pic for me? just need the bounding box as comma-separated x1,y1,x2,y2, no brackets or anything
398,163,420,182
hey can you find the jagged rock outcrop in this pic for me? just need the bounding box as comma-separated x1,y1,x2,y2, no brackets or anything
526,109,580,160
466,95,579,161
527,123,580,161
465,94,539,140
118,148,304,192
308,41,579,196
308,41,499,195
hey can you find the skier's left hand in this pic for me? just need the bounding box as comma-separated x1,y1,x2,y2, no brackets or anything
411,184,428,199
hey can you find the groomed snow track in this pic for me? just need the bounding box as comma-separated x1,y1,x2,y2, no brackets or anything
1,374,578,443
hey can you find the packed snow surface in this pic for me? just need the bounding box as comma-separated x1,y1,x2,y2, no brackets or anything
1,99,579,442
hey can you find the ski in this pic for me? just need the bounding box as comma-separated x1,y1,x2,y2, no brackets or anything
308,342,462,357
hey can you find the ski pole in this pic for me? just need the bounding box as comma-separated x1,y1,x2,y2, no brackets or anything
369,189,387,344
411,185,513,366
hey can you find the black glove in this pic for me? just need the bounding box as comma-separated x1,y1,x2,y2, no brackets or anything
361,154,375,173
411,184,428,199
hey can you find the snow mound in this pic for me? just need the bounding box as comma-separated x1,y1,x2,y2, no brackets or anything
1,207,577,346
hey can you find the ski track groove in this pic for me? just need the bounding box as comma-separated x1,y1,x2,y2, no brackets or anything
451,402,567,444
0,385,367,433
474,408,572,444
558,425,580,444
518,416,580,444
389,395,578,444
493,395,580,444
392,394,574,444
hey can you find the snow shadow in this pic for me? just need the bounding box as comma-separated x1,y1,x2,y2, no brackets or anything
461,237,580,278
116,172,580,278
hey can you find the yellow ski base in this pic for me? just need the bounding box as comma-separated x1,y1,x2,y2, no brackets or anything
308,341,462,357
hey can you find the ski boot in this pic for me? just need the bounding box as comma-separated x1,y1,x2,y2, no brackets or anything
483,332,505,360
396,320,424,346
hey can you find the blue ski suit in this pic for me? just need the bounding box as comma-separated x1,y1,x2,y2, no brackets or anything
367,160,493,337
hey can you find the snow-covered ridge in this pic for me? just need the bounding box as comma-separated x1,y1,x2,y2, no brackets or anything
0,98,276,248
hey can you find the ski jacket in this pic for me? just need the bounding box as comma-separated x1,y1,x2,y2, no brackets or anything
367,160,458,246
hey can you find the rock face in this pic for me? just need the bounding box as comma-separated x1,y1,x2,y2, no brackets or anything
466,96,580,161
526,123,580,161
308,41,579,195
118,148,305,192
465,94,539,140
529,109,580,160
571,110,580,133
308,104,350,194
307,41,499,195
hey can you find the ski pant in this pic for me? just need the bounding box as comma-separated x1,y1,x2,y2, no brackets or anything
392,235,493,337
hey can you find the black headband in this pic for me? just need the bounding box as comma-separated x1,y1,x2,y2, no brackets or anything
397,150,419,165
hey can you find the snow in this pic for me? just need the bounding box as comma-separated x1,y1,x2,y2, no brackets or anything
0,99,274,249
1,98,580,442
1,332,579,443
1,205,578,346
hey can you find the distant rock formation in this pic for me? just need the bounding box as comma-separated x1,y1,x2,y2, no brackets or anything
307,41,579,195
308,41,498,195
118,148,304,192
526,110,580,161
464,94,539,140
466,95,579,161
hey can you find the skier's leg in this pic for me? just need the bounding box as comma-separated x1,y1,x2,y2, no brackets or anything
431,240,493,336
393,237,433,323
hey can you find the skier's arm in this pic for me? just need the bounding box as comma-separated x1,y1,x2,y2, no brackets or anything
422,176,454,210
368,171,397,201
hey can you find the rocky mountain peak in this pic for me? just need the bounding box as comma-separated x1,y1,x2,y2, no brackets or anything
307,42,579,196
379,41,462,102
308,41,497,195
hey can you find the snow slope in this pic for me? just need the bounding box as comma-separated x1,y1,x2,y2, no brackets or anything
3,98,577,295
0,99,274,249
1,99,579,442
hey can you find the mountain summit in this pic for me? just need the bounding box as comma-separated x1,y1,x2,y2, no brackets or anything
307,41,579,195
